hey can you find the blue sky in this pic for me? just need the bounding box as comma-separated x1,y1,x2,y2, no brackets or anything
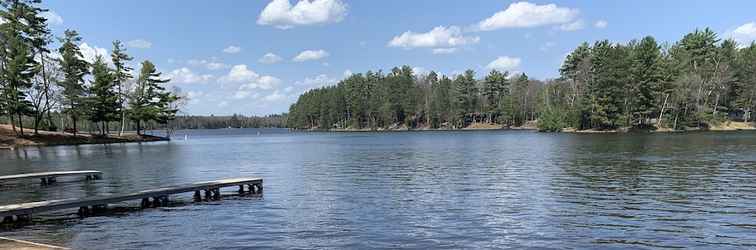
42,0,756,116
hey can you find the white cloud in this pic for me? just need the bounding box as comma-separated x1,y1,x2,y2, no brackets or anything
187,58,227,70
186,91,205,104
388,26,479,49
223,46,242,54
432,48,458,54
79,43,109,64
477,2,579,31
594,20,608,29
343,70,353,78
219,64,281,90
412,67,427,76
218,101,229,107
295,74,338,87
166,68,214,84
730,22,756,47
559,19,584,31
233,90,253,100
41,11,63,26
486,56,522,71
257,0,347,29
259,53,283,64
262,90,286,102
126,39,152,49
293,49,329,62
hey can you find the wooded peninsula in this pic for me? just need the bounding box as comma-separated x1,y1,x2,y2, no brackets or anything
0,0,183,147
288,28,756,132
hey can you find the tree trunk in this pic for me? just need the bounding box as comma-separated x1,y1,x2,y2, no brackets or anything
17,113,24,136
657,94,669,128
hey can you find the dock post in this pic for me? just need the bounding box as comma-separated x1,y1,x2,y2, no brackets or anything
213,188,221,200
3,216,14,223
40,178,47,185
194,190,202,202
204,189,211,201
238,185,244,194
141,198,150,208
77,206,90,216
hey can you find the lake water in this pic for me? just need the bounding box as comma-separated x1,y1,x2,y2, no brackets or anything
1,129,756,249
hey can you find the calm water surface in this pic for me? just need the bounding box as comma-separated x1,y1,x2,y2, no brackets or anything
1,129,755,249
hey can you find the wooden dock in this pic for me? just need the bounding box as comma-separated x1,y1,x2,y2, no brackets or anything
0,171,103,185
0,177,262,222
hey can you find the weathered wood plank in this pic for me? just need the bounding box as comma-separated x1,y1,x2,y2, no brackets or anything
0,177,262,218
0,171,102,182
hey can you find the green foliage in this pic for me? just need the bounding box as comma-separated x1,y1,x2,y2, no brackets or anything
88,56,119,128
538,108,569,132
128,60,179,134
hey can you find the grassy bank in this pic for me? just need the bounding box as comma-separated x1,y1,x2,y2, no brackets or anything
0,124,168,149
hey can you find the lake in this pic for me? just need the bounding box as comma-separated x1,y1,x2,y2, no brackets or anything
1,129,756,249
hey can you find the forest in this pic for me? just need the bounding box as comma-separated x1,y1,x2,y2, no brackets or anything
0,0,181,137
288,28,756,132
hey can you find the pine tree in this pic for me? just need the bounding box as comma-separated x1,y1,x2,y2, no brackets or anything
111,40,133,136
129,60,178,135
57,29,89,136
0,0,39,136
88,55,119,135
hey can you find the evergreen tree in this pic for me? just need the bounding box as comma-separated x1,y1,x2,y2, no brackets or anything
57,29,89,136
129,60,178,135
111,40,133,135
88,55,119,135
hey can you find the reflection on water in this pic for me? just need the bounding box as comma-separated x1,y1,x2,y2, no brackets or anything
1,129,756,249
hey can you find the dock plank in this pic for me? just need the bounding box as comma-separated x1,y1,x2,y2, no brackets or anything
0,177,263,218
0,171,102,182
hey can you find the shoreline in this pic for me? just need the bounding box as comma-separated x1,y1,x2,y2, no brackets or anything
0,124,169,149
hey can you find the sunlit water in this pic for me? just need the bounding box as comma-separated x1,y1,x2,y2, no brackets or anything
1,129,756,249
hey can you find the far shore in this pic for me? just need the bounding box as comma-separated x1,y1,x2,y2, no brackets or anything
294,121,756,134
0,124,168,149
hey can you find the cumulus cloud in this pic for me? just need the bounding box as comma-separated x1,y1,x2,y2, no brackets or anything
262,90,286,102
594,20,608,29
166,68,214,84
187,58,227,70
486,56,521,71
293,49,329,62
126,39,152,49
219,64,281,90
259,53,283,64
223,46,242,54
79,43,109,64
558,20,584,31
257,0,347,29
343,70,353,78
477,2,579,31
295,74,338,87
432,48,458,54
729,22,756,47
41,11,63,25
388,26,479,49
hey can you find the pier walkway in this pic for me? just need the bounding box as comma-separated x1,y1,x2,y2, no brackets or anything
0,177,263,222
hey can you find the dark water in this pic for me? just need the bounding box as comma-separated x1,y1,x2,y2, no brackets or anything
1,129,756,249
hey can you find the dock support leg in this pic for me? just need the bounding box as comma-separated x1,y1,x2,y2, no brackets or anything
213,188,221,200
204,189,212,201
239,185,245,194
47,177,56,184
3,216,14,223
249,184,256,194
194,190,202,202
92,204,108,214
78,206,90,216
141,198,151,208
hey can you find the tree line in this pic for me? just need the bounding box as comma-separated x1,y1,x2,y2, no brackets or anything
0,0,181,137
171,114,287,130
288,28,756,132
